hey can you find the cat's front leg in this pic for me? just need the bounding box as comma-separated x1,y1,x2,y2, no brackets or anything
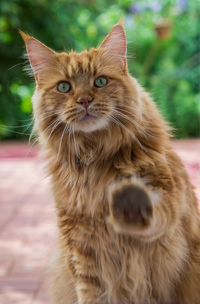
69,250,106,304
75,282,104,304
107,177,165,241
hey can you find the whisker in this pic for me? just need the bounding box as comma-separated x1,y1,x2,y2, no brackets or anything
106,113,144,150
25,137,39,158
36,110,61,121
116,103,137,111
43,118,61,135
110,108,140,129
67,125,73,166
28,126,37,144
1,121,33,129
15,117,33,123
109,115,134,138
111,107,152,137
66,110,84,122
0,126,31,136
45,119,62,145
56,123,69,162
8,62,23,71
72,125,79,158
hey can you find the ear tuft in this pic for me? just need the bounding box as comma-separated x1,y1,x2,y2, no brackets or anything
19,30,32,44
117,17,125,27
19,30,56,79
99,23,127,68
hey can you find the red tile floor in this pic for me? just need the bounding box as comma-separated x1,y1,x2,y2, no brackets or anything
0,140,199,304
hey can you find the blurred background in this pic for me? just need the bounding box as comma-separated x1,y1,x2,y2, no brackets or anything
0,1,200,303
0,0,200,139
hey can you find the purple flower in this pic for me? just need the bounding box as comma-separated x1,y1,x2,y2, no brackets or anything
177,0,187,10
149,1,162,12
130,3,142,14
176,0,187,11
130,1,162,15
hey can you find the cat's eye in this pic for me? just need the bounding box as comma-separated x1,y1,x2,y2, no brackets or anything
57,81,71,93
94,76,108,88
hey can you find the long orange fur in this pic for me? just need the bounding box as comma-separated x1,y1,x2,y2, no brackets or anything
21,22,200,304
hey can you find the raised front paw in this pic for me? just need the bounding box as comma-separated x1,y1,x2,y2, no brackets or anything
108,182,153,234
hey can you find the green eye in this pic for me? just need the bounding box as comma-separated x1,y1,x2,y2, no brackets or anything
94,76,108,88
57,81,71,93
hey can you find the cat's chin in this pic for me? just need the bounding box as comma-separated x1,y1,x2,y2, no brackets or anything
73,116,109,133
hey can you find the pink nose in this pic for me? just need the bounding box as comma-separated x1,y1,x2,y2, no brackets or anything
76,95,93,108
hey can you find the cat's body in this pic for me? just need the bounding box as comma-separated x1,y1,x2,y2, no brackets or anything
50,131,200,304
48,96,200,304
21,22,200,304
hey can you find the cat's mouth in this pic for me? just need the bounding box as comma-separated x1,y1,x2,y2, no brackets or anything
79,111,97,122
73,109,108,133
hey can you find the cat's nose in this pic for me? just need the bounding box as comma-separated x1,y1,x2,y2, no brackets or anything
76,95,93,108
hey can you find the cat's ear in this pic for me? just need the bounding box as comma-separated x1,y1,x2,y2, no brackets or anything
19,30,56,81
99,20,127,69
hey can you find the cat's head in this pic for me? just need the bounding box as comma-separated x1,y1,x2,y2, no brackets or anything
21,21,141,137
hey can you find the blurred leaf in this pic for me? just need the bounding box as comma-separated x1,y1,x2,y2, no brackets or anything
0,0,199,139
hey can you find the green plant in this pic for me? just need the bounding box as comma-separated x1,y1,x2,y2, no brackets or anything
0,0,199,139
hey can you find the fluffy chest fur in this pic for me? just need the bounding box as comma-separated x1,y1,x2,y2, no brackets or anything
54,160,188,304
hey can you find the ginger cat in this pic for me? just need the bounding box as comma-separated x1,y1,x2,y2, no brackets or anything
20,22,200,304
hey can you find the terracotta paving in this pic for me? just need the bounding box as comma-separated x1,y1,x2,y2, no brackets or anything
0,140,199,304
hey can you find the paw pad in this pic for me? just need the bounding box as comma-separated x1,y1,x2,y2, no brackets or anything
111,185,153,228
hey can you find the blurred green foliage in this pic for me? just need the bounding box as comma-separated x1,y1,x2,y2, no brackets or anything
0,0,199,139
